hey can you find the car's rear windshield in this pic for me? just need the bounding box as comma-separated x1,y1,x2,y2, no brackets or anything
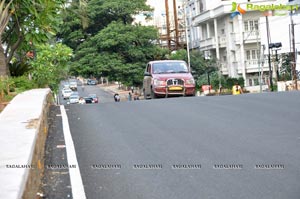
152,62,188,74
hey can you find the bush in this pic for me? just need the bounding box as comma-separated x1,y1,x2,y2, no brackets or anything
12,76,37,92
0,77,14,95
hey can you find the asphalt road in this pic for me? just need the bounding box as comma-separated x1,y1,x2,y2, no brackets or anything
58,81,114,105
64,91,300,199
42,105,73,199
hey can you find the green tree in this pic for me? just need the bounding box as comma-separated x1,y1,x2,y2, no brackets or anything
0,0,13,76
279,53,292,81
29,43,73,92
73,22,165,85
57,0,162,86
57,0,89,50
0,0,67,76
169,49,187,61
190,51,217,79
58,0,153,51
169,50,217,76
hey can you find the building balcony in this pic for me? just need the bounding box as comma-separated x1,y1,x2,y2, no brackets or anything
191,39,201,49
243,31,260,43
219,36,226,48
199,37,216,50
220,62,228,75
245,60,272,73
193,4,233,25
230,33,240,45
193,10,213,25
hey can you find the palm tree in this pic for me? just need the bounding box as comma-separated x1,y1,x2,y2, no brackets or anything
0,0,12,76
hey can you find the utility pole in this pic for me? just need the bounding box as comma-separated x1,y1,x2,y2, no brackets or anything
266,16,274,91
165,0,171,49
290,10,298,90
183,2,191,70
173,0,179,50
256,29,262,93
261,45,266,90
275,49,280,81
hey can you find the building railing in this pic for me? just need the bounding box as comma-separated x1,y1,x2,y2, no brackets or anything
230,32,240,44
193,10,212,24
199,37,216,49
220,62,228,75
243,31,260,42
191,39,201,49
219,36,226,47
245,59,272,72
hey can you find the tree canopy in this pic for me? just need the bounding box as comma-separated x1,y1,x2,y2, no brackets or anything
30,43,73,92
0,0,67,76
58,0,167,86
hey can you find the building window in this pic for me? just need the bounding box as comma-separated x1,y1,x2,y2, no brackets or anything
230,22,234,32
246,50,259,60
251,50,256,59
246,50,251,60
244,22,248,32
233,51,236,62
254,21,259,30
249,79,253,86
248,78,259,86
249,21,254,31
244,20,259,32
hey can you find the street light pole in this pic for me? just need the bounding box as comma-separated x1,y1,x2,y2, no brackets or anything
290,9,298,90
256,29,262,93
183,1,191,71
266,16,274,91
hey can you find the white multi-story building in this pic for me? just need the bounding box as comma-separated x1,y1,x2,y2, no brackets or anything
190,0,300,89
136,0,299,89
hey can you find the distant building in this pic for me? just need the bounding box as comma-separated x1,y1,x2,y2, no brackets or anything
134,0,187,50
190,0,299,90
135,0,300,90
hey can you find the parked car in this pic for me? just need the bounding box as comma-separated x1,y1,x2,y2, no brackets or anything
143,60,196,99
69,94,80,104
62,89,73,99
88,94,99,103
71,91,79,96
63,83,70,89
69,81,78,91
87,79,97,85
84,97,93,104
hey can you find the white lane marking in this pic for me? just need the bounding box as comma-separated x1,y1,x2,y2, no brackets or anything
60,105,87,199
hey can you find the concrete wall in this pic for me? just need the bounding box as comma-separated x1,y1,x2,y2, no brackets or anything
0,89,52,199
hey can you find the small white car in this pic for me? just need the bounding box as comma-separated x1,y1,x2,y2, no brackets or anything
62,89,73,99
69,81,78,91
63,83,70,89
69,94,80,104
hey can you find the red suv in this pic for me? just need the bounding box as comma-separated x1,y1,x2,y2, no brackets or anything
143,60,196,99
